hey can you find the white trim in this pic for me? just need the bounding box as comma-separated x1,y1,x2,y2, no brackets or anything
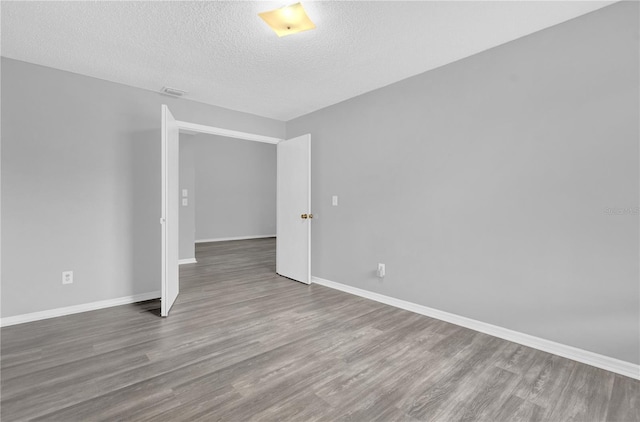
195,234,276,243
311,276,640,380
0,291,161,327
175,120,282,144
178,258,197,265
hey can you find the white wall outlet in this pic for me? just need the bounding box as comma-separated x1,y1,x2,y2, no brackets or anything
182,198,188,206
377,263,385,278
62,270,73,285
332,195,338,206
182,189,188,197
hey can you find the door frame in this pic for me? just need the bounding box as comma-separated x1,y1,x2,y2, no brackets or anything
161,111,286,315
176,120,282,145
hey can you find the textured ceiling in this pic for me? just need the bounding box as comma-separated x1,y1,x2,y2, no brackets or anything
1,1,614,121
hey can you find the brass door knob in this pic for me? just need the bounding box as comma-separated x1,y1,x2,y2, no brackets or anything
301,214,308,219
308,214,314,219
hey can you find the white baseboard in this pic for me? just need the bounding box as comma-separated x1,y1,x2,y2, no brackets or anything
179,258,197,265
195,234,276,243
311,276,639,380
0,291,161,328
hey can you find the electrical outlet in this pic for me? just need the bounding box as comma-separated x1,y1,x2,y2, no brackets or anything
62,270,73,285
377,263,385,278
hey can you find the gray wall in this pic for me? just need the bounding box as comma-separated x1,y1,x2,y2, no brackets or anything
192,134,276,242
179,135,196,260
287,2,639,364
177,134,277,258
1,57,285,318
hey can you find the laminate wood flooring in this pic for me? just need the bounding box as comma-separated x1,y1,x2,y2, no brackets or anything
1,238,638,421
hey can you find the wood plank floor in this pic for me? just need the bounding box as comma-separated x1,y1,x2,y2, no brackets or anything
1,238,638,421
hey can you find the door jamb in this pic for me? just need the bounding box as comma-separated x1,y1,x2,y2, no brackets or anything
175,120,282,144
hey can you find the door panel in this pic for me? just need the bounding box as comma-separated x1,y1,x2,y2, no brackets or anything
276,134,311,284
161,105,180,316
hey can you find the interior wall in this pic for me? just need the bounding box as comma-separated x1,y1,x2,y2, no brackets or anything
1,57,285,318
191,134,276,242
179,135,196,260
287,2,640,364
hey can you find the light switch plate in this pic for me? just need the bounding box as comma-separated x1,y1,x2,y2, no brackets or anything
332,195,338,206
182,198,188,206
182,189,188,197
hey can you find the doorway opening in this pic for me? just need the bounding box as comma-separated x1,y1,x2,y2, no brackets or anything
177,132,277,265
161,105,312,316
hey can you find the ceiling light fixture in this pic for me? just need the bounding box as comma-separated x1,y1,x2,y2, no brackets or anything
258,3,316,37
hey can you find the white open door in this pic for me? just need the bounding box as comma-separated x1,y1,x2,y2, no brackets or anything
161,105,180,316
277,134,311,284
